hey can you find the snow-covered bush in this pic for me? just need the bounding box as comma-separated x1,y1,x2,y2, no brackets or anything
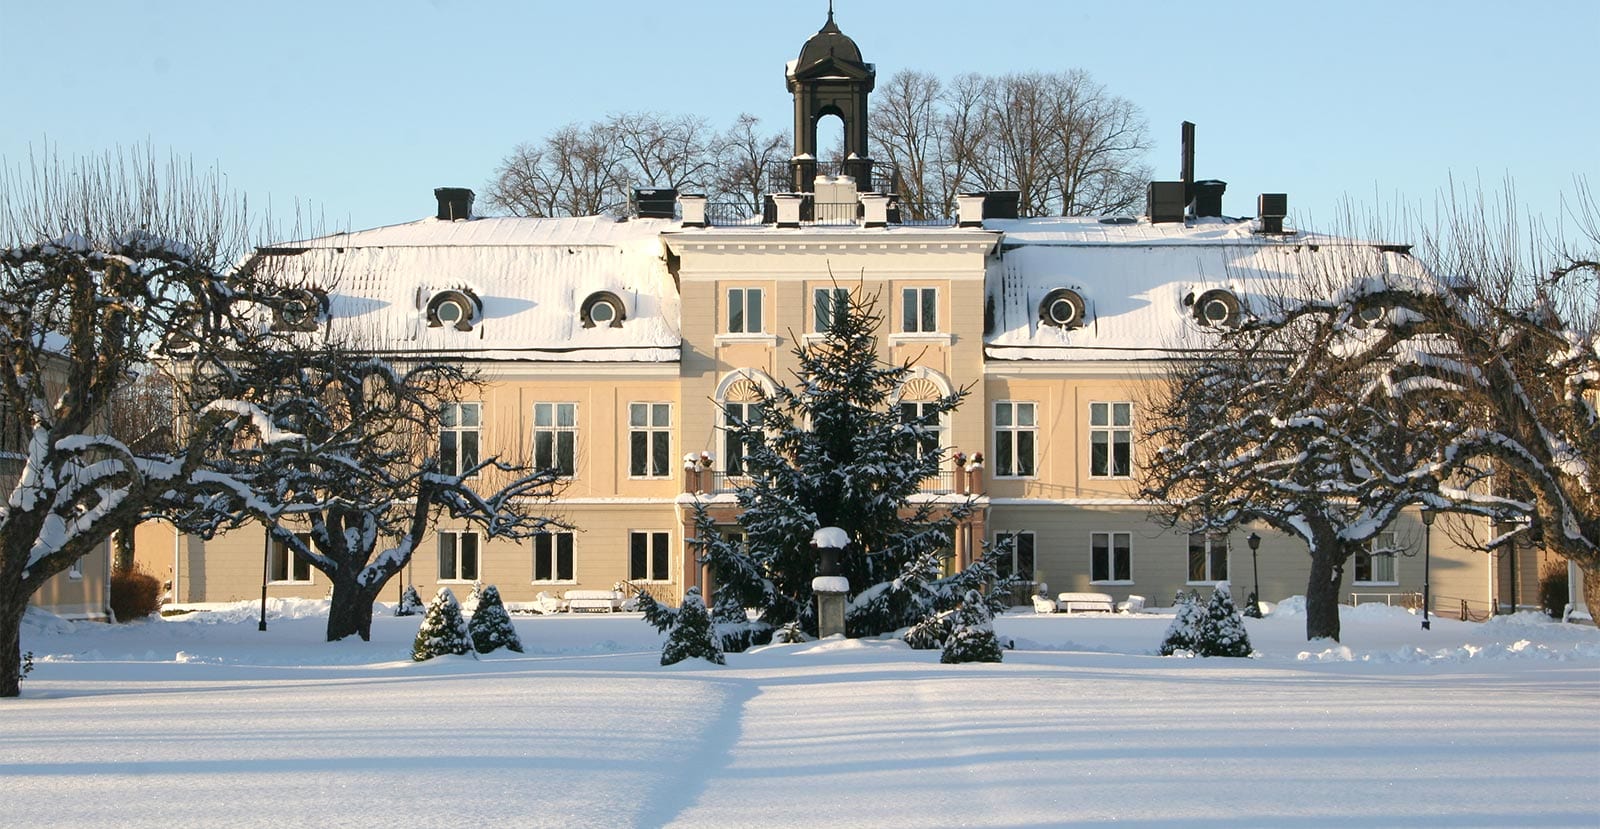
661,588,724,666
412,588,472,661
462,581,485,614
109,567,164,623
940,590,1003,664
1159,590,1204,656
772,622,809,644
1197,585,1253,657
394,585,424,617
467,585,523,654
903,611,951,650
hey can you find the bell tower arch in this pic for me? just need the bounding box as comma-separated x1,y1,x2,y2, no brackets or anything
785,6,876,192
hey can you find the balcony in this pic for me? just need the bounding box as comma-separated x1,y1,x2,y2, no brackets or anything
704,469,962,495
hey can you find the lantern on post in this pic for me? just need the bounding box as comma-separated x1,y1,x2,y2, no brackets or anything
811,527,850,639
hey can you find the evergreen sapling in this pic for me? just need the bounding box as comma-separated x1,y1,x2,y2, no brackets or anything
412,588,473,661
1197,584,1253,657
660,587,724,666
1159,590,1204,656
940,589,1004,664
467,584,523,654
395,584,424,617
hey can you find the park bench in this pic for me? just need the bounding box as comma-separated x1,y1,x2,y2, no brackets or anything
1056,592,1115,613
563,589,624,613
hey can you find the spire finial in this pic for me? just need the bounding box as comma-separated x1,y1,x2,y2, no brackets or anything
828,1,834,24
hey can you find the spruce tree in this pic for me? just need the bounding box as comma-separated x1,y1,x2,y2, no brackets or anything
661,588,724,666
903,610,951,650
467,584,523,654
708,284,976,635
1197,585,1253,657
1159,590,1204,656
941,590,1004,664
412,588,473,661
395,584,424,617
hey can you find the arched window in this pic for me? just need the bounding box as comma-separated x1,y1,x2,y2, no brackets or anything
427,289,480,331
895,372,951,459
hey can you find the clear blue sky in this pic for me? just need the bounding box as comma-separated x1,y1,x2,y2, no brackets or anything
3,0,1595,241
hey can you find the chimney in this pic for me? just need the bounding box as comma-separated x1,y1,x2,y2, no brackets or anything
1257,193,1288,234
1192,180,1227,218
1147,181,1186,223
434,188,474,221
1180,121,1195,208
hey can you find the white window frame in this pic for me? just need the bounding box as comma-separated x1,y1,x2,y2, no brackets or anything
1090,401,1134,479
1091,531,1133,584
721,400,763,476
813,287,850,334
901,286,939,333
1353,531,1400,585
440,402,481,478
532,531,575,584
727,287,765,334
993,531,1036,582
533,402,578,478
437,530,480,583
1187,532,1229,584
898,400,947,459
628,402,672,479
994,400,1037,478
630,530,672,583
269,532,315,584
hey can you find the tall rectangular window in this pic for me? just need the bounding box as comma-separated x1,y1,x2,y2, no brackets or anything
994,531,1036,581
1187,532,1228,583
994,401,1037,477
813,287,850,333
269,532,314,583
438,531,479,582
727,288,764,334
899,401,943,458
1091,532,1132,583
901,287,938,333
533,532,575,582
1090,402,1133,478
629,402,671,478
630,531,671,582
440,402,480,477
723,401,763,476
1354,531,1398,584
533,402,577,477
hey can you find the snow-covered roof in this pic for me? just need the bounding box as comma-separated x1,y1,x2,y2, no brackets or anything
256,216,681,362
983,215,1429,361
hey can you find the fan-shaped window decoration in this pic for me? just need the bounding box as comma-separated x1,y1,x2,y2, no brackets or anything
724,378,763,404
1193,289,1242,328
580,291,626,329
427,289,480,331
900,377,943,402
273,288,327,332
1039,288,1086,329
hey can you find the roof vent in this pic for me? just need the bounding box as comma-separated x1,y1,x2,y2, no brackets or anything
1191,180,1227,218
635,188,678,220
1257,193,1288,234
1147,182,1186,223
434,187,474,221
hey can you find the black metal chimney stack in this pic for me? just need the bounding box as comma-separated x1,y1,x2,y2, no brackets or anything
1180,121,1196,209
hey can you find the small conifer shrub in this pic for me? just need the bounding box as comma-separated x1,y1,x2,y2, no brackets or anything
395,584,424,617
468,585,524,654
661,588,724,666
1159,590,1204,656
940,590,1003,664
903,611,951,650
412,588,473,661
1197,585,1253,657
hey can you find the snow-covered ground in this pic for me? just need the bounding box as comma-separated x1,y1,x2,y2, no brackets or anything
9,600,1599,828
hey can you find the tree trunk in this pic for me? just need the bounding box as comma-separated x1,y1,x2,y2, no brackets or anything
326,576,379,642
0,591,28,698
1304,552,1344,642
1582,561,1600,622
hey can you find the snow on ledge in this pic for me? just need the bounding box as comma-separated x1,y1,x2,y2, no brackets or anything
812,576,850,593
812,527,849,549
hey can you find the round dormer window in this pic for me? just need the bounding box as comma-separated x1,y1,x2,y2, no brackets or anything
427,289,479,331
580,291,626,329
1354,304,1387,327
1193,289,1242,328
273,288,327,332
1039,288,1086,329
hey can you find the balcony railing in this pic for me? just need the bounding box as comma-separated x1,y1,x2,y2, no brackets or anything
764,160,901,196
701,197,955,228
709,469,959,495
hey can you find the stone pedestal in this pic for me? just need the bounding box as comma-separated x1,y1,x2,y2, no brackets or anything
812,576,849,639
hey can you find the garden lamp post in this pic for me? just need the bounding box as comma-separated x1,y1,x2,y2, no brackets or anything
1421,508,1435,631
258,534,270,632
1247,532,1262,618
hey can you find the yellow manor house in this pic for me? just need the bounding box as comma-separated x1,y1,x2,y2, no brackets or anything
131,15,1547,621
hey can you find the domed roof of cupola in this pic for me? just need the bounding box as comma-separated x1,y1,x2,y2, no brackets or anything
796,8,864,70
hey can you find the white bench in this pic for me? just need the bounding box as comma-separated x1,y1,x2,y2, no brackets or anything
1056,592,1115,613
563,589,623,613
1116,594,1147,614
